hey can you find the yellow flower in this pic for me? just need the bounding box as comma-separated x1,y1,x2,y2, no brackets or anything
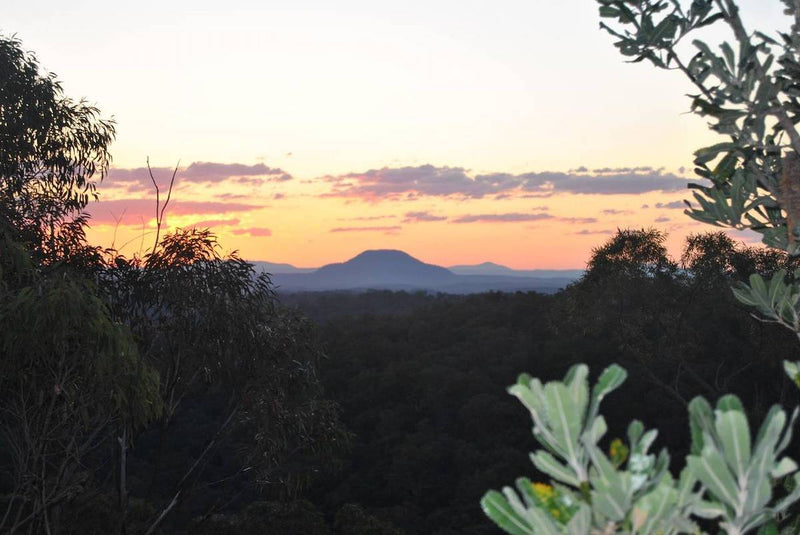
532,482,554,500
609,438,629,467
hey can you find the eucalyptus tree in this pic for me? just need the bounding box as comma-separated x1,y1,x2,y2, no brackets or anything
0,32,345,534
0,33,163,534
100,228,348,534
482,2,800,533
0,34,114,265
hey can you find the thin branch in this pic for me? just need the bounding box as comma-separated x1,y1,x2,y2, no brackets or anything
158,161,179,234
147,157,160,251
143,406,238,535
147,159,179,254
143,492,180,535
774,106,800,157
667,48,715,102
716,0,749,47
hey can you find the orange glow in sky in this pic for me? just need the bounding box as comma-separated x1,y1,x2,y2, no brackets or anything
5,0,783,268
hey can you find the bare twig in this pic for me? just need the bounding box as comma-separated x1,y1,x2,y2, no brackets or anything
147,159,180,254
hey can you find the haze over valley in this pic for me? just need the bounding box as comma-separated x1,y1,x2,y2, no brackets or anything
253,249,582,293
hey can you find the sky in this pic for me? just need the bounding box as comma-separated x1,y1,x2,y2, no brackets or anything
4,0,789,268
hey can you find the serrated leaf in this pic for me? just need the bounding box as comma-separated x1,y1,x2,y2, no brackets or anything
481,491,536,535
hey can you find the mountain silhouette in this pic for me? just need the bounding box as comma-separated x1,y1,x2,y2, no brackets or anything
313,249,456,287
265,249,580,294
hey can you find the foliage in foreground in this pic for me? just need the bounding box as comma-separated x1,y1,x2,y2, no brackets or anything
482,363,800,535
484,1,800,533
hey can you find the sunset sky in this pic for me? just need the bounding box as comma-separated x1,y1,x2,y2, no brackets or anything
5,0,787,268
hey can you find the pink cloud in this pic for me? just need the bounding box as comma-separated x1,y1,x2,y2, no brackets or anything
105,161,291,194
322,164,697,201
231,227,273,237
84,198,259,226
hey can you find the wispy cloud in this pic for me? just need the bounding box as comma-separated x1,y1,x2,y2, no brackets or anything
323,164,695,200
602,209,633,215
561,217,599,224
183,162,291,182
574,229,614,235
338,215,396,222
329,225,403,233
107,161,291,193
451,213,554,224
403,211,447,223
655,201,685,209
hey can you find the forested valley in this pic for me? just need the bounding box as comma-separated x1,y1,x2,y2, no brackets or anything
287,230,800,535
7,1,800,530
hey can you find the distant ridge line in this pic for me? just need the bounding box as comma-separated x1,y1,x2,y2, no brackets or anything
250,249,583,294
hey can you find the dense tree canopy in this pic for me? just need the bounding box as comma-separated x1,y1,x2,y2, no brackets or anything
0,33,346,535
0,35,115,265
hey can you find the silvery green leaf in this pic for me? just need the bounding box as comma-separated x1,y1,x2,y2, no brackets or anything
593,364,627,399
771,473,800,516
527,507,562,535
585,414,608,445
508,384,542,416
784,361,800,387
637,429,658,455
628,420,644,447
531,451,580,487
753,406,786,454
587,364,627,423
692,499,726,519
587,442,623,488
544,382,582,466
777,407,798,454
565,504,591,535
591,483,630,522
514,477,537,509
715,409,751,478
743,471,772,516
771,457,798,479
716,394,745,413
689,396,715,455
564,364,589,423
687,445,739,507
676,467,698,505
480,490,536,535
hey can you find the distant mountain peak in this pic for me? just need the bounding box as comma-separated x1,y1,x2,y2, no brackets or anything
312,249,455,286
450,261,511,270
259,249,583,294
351,249,418,261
